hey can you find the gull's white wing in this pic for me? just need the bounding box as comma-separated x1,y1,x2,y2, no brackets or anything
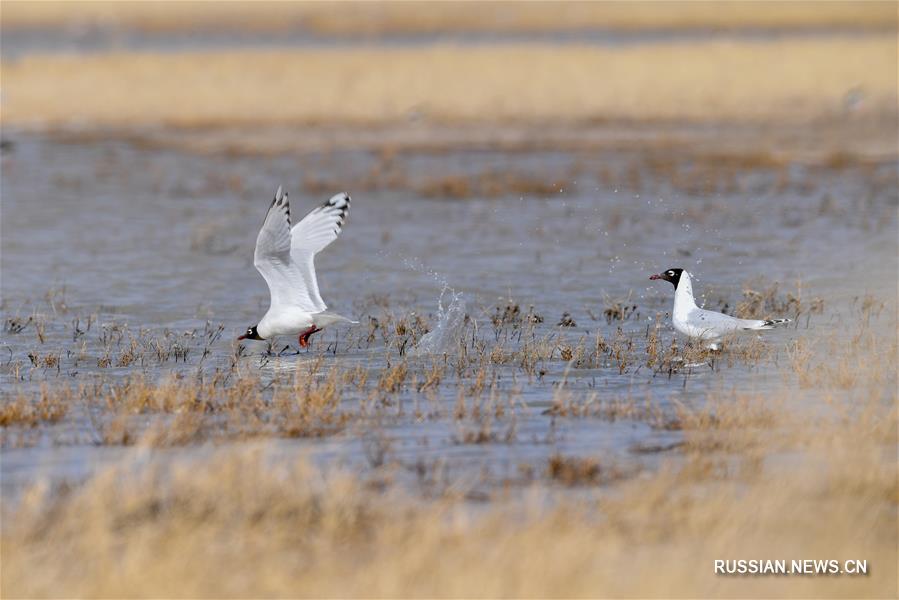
688,307,770,334
253,187,320,312
290,192,351,312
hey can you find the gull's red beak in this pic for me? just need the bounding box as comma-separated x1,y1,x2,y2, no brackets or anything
649,274,662,280
237,334,247,340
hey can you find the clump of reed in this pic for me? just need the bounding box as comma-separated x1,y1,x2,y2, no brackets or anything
0,386,70,428
275,364,349,438
734,277,824,322
546,454,633,486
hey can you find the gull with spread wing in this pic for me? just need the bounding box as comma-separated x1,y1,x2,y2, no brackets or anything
649,268,790,350
239,186,356,348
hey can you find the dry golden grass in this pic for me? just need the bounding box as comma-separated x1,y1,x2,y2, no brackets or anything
2,36,896,127
297,142,895,205
2,1,894,34
546,453,632,486
0,387,69,427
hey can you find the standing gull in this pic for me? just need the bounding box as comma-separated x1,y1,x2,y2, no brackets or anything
239,186,356,348
649,268,790,349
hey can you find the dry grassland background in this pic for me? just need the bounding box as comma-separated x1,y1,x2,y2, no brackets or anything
2,36,896,129
3,1,895,34
1,1,897,133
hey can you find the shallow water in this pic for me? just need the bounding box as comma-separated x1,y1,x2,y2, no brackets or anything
1,132,896,498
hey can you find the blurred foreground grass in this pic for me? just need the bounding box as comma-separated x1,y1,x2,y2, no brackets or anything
3,380,895,597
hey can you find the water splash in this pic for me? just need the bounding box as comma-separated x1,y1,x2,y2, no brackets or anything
400,258,466,356
410,283,466,356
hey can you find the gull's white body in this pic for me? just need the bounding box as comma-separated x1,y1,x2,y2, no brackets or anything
668,271,789,345
251,187,355,341
257,306,351,340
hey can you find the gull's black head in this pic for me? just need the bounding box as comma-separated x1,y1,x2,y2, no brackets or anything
649,268,683,288
238,325,263,341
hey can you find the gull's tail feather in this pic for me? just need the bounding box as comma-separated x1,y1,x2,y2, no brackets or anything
744,317,791,330
313,311,359,327
762,318,791,328
742,319,790,331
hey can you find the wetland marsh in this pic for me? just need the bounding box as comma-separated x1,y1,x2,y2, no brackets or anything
1,3,896,597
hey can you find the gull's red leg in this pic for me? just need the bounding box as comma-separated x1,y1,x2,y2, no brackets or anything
298,325,323,348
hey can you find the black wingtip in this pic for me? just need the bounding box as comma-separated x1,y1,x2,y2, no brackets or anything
323,192,351,226
271,185,287,207
268,185,290,225
326,192,350,206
